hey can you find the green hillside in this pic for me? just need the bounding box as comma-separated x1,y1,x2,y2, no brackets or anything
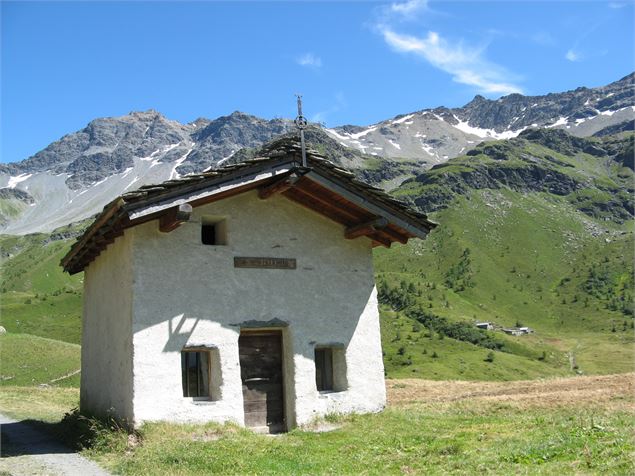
1,222,85,343
376,190,633,379
376,129,634,379
0,333,80,387
0,130,633,382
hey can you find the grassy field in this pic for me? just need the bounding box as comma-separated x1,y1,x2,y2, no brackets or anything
0,333,81,387
1,374,632,475
0,385,80,423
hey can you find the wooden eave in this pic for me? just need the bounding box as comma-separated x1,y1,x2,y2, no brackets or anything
61,142,436,275
281,177,412,247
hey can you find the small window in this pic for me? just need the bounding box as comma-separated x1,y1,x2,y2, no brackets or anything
315,346,347,392
201,224,217,245
201,216,227,245
182,350,210,397
315,348,334,391
181,348,223,400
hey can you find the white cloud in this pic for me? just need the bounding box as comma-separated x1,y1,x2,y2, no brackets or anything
381,28,523,95
390,0,428,18
296,53,322,69
565,49,582,62
608,2,627,8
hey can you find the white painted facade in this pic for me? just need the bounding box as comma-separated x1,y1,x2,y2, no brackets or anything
80,232,134,422
80,190,386,429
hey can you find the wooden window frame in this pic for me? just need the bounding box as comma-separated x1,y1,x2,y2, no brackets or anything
314,345,347,393
314,347,334,392
181,348,212,399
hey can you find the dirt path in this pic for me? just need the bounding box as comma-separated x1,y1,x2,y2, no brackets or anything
0,413,111,476
386,372,635,409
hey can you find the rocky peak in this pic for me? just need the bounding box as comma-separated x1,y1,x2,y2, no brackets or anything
463,94,488,107
456,73,634,132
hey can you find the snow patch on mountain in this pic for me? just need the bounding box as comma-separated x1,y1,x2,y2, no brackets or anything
420,141,436,157
388,139,402,150
546,117,569,128
6,174,32,189
350,126,378,139
453,118,525,139
170,148,193,179
391,114,414,125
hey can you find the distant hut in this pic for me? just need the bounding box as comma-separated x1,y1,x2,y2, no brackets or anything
475,322,494,330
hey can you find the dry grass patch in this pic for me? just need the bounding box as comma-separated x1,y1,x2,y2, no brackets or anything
386,373,635,411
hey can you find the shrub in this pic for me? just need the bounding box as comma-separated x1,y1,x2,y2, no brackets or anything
408,307,506,351
56,408,134,452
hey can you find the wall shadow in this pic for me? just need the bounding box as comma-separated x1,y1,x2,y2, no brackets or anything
1,419,81,457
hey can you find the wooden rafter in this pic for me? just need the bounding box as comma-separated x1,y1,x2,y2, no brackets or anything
344,217,388,240
159,204,193,233
303,171,430,240
284,190,356,226
289,182,367,222
258,173,299,199
379,226,409,245
371,233,392,248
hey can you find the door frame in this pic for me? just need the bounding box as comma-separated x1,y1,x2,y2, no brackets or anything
238,328,289,432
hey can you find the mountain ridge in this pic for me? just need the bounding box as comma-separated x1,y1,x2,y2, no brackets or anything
329,73,634,162
0,73,633,234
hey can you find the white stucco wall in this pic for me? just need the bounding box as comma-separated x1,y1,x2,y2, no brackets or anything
84,189,386,428
80,231,134,423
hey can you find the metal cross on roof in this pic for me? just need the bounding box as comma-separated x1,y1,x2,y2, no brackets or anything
294,94,308,167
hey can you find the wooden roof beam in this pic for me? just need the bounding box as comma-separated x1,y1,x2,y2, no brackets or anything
371,233,392,248
159,204,193,233
344,217,388,240
303,171,430,240
289,182,367,223
127,163,293,221
379,227,410,245
284,192,353,226
258,173,299,199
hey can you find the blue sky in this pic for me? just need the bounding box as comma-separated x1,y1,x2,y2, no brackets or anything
1,0,633,164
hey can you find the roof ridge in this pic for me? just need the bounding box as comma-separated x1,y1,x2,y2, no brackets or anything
61,147,436,274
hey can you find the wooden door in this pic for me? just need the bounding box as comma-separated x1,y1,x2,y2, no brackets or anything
238,332,285,432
